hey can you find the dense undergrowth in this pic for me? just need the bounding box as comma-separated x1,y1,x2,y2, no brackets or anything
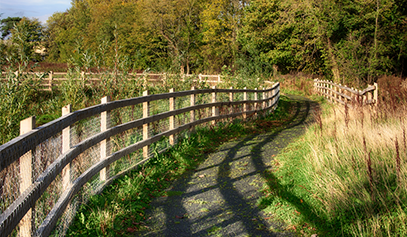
0,62,269,145
259,77,407,236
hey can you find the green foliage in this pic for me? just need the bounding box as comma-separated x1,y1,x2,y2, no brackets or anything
0,16,22,39
0,71,41,143
238,0,407,84
10,17,44,62
200,0,248,73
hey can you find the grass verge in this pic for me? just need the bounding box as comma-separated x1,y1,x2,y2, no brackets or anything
259,99,407,236
66,95,299,236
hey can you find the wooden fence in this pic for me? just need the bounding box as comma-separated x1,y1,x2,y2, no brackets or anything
314,79,378,106
0,72,223,91
0,83,280,237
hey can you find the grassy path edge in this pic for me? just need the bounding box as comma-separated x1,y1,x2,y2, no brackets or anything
66,94,316,236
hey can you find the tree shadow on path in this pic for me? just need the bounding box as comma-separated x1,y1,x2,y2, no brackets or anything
139,95,320,236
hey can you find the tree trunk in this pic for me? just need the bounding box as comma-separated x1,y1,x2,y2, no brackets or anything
327,38,340,82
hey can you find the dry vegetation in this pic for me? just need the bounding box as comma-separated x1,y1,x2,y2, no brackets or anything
261,75,407,236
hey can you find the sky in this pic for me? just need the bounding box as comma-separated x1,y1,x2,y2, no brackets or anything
0,0,72,24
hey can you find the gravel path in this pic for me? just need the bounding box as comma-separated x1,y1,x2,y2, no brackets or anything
138,95,316,237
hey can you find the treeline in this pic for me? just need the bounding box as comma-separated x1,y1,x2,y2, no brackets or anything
1,0,407,85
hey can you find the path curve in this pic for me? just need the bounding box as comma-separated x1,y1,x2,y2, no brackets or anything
138,95,316,236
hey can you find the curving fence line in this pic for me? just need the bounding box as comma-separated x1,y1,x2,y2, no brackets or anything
1,72,224,91
0,83,280,237
314,79,378,106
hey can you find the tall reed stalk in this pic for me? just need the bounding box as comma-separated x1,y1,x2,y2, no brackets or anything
305,100,407,235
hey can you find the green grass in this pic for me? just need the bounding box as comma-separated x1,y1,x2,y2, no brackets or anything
259,98,407,236
65,122,247,236
66,95,298,236
258,130,328,235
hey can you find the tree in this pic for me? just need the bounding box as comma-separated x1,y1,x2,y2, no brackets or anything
239,0,307,75
0,16,22,39
239,0,406,84
200,0,248,73
144,0,202,74
10,17,44,62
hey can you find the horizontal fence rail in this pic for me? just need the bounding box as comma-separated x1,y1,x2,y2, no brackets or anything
0,72,223,91
0,83,280,237
314,79,378,106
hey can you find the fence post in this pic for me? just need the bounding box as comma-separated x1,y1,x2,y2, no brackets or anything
143,73,148,89
374,82,378,105
62,105,72,190
19,116,36,236
359,90,363,105
229,87,234,116
218,75,221,83
100,96,111,181
367,86,373,104
321,80,324,95
272,86,277,110
262,87,266,110
344,85,347,103
326,81,329,100
327,82,330,100
143,90,150,158
323,81,326,99
169,88,175,145
190,86,195,132
243,87,248,120
212,86,218,125
48,71,53,91
318,80,323,96
338,84,341,103
254,88,258,117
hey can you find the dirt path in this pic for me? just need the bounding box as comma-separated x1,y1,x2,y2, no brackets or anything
138,95,316,236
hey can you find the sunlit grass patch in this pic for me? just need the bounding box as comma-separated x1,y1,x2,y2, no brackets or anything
260,99,407,236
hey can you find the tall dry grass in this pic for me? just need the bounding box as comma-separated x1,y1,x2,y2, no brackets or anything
306,77,407,235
